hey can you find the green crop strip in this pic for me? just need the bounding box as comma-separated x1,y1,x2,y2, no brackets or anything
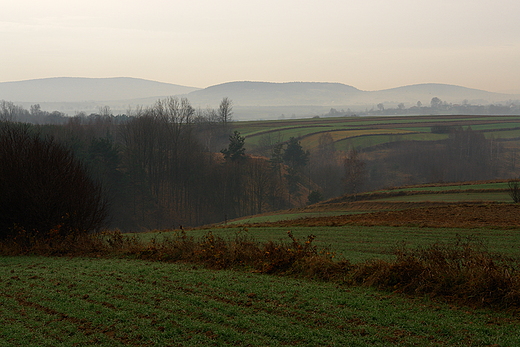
2,256,520,346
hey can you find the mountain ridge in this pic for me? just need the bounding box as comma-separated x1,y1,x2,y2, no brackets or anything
0,77,200,102
1,77,518,119
187,81,518,107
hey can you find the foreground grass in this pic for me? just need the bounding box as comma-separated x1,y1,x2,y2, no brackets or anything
1,256,519,346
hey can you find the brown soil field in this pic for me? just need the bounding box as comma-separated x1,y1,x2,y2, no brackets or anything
244,203,520,229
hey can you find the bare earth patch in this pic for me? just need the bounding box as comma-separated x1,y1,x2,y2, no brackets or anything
247,204,520,229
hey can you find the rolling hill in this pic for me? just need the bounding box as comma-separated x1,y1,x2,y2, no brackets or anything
187,81,517,107
0,77,199,102
1,77,518,119
186,81,364,106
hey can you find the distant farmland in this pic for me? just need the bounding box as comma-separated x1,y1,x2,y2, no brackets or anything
234,114,520,152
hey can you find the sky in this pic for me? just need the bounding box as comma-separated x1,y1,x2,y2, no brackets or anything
2,0,520,93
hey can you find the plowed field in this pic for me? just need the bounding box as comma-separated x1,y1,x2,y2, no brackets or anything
249,204,520,229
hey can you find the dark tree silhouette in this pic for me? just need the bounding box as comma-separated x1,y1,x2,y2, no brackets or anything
221,131,246,162
0,122,108,240
508,180,520,203
283,137,309,170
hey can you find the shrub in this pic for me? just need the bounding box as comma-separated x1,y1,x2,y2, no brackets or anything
307,190,323,205
349,237,520,308
0,122,108,243
128,230,337,277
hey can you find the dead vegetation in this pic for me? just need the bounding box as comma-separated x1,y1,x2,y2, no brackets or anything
2,225,520,311
349,237,520,309
235,203,520,229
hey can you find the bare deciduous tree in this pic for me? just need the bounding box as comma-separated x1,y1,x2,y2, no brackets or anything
218,97,233,125
508,180,520,203
343,149,367,196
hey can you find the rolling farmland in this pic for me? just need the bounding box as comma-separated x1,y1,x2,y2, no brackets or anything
3,114,520,346
233,114,520,152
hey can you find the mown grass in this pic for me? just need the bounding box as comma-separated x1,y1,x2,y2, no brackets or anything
334,132,448,151
2,256,520,346
300,129,416,149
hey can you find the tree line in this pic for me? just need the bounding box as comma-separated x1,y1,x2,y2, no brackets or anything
324,97,520,117
2,97,340,231
1,97,515,232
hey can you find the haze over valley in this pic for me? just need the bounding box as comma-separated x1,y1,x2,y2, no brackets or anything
3,1,520,344
2,77,519,120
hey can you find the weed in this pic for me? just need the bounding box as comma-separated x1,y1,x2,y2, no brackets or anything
3,226,520,310
349,237,520,309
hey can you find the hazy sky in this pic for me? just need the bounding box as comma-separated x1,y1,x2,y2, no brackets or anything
2,0,520,93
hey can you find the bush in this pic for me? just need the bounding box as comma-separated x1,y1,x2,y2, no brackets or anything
307,190,324,205
129,230,341,278
0,122,108,243
349,238,520,308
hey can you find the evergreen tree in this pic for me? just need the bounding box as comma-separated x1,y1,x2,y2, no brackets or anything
221,131,246,162
282,137,309,170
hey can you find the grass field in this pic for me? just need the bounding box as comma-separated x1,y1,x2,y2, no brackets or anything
141,225,520,263
232,115,520,152
217,180,515,227
2,255,520,346
333,132,447,151
4,133,520,346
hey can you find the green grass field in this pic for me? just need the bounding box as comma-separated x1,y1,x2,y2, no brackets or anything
233,115,520,152
215,180,514,227
4,112,520,346
138,225,520,263
2,254,520,346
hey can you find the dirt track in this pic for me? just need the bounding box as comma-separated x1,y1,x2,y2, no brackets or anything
253,204,520,229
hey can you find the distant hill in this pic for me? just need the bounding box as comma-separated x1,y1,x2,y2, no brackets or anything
187,81,363,106
366,83,512,105
0,77,199,102
1,77,518,119
187,81,518,107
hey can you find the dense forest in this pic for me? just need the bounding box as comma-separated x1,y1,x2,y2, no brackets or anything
1,98,515,231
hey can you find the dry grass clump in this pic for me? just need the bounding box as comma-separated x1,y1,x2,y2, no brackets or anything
131,230,346,279
3,228,520,310
349,237,520,309
0,228,139,257
0,228,342,279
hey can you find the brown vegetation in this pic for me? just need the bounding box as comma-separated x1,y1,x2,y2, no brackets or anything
0,229,343,279
349,238,520,309
240,204,520,229
3,225,520,311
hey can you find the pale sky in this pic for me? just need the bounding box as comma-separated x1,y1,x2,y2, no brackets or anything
2,0,520,93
